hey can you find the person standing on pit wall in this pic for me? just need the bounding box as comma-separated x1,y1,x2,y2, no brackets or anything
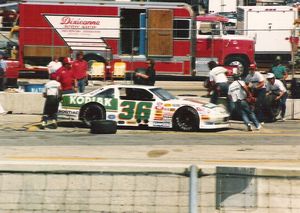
270,56,288,88
228,74,262,131
134,59,156,86
0,54,7,91
244,63,266,124
207,61,229,105
56,57,77,94
72,51,88,93
41,79,62,129
47,56,62,80
265,73,288,121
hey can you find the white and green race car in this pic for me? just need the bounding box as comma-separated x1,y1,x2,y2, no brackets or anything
58,84,229,131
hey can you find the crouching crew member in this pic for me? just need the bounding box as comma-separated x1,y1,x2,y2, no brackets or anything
266,73,288,121
207,61,229,105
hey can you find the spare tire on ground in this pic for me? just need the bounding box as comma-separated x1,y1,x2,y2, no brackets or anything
90,120,117,134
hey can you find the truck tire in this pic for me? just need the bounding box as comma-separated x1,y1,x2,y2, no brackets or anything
173,107,199,132
225,56,249,77
90,120,117,134
80,104,106,127
84,54,106,64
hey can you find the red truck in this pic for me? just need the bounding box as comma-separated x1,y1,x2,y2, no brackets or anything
15,0,255,78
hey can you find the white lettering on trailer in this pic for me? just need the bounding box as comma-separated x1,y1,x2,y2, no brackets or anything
44,15,120,51
44,15,120,39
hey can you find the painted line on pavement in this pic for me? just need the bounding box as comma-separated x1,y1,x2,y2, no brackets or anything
7,156,106,161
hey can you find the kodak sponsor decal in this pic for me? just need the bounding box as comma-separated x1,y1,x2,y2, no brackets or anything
70,96,112,106
62,96,117,110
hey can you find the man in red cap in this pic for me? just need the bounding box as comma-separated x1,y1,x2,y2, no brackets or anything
244,63,266,124
72,51,88,93
56,57,77,94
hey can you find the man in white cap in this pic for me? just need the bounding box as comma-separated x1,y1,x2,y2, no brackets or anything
266,73,288,121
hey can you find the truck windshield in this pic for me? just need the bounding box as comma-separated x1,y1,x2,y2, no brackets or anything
198,22,221,35
150,88,177,101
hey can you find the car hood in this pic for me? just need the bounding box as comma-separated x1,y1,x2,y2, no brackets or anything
170,96,228,115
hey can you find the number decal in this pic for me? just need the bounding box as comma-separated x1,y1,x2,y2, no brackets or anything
119,101,153,120
135,102,152,120
119,101,136,120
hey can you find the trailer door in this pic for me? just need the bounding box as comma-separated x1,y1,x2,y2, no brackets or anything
147,9,173,57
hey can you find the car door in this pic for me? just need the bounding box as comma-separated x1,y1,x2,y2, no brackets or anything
117,87,156,126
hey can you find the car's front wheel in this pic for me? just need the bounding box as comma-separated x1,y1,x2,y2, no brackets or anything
80,104,106,127
173,107,199,132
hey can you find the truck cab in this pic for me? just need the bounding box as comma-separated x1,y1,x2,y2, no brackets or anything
195,15,255,76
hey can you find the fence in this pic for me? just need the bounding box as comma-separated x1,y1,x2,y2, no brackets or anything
1,165,300,212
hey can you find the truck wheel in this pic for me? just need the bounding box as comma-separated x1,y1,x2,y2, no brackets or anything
84,54,106,64
80,104,106,127
225,56,249,77
90,120,117,134
173,107,199,132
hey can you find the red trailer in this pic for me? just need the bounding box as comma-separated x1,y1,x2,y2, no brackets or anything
16,0,255,78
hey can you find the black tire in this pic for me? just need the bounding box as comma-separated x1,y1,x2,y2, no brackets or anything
84,54,106,63
173,107,199,132
80,104,106,127
90,120,117,134
225,56,249,77
263,94,281,122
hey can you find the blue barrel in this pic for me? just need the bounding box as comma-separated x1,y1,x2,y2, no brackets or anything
24,84,44,93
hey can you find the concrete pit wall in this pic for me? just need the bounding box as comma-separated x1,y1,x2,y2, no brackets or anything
0,164,300,212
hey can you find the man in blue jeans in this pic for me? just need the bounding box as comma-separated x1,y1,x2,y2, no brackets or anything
244,63,266,124
228,74,262,131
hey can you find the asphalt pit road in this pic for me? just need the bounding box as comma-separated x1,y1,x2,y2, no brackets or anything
147,150,169,158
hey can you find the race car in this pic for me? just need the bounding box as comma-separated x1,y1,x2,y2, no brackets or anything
58,84,229,131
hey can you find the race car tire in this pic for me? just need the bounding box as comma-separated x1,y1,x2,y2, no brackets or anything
173,107,199,132
263,94,281,122
80,104,106,127
90,120,117,134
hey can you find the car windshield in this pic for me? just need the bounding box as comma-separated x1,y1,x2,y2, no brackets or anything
150,88,177,101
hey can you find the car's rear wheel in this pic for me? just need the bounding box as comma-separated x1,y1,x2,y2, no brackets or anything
173,107,199,132
80,104,106,127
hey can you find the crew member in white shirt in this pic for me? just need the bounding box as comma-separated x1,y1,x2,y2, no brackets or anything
228,74,261,131
41,79,62,129
208,61,229,105
265,73,288,121
244,63,266,123
47,56,62,80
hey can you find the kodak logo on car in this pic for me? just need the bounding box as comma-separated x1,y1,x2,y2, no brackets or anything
62,96,118,109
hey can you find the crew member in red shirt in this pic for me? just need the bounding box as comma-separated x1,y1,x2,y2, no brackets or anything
72,51,88,93
56,58,77,94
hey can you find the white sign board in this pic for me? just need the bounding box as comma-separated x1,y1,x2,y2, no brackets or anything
44,15,120,38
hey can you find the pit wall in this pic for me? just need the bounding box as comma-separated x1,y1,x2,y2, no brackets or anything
0,163,299,212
